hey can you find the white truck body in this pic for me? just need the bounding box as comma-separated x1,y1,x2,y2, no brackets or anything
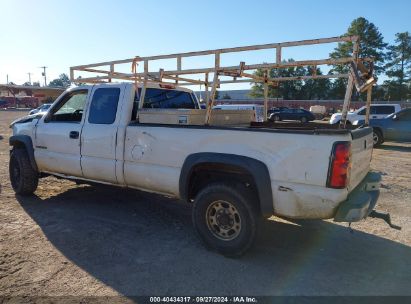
10,82,382,255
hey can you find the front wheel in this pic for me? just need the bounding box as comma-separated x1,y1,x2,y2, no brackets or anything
300,116,308,123
9,149,38,195
192,183,258,257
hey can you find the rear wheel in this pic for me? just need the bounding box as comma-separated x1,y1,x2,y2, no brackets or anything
373,129,383,147
192,183,258,257
9,149,38,195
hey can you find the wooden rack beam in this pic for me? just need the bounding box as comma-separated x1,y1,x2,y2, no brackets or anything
69,35,374,126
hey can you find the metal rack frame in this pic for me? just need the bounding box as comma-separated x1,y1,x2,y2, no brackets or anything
70,36,376,126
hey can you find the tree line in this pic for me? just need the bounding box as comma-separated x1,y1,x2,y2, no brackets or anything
250,17,411,101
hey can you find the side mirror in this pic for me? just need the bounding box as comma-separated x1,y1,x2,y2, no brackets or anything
392,115,399,121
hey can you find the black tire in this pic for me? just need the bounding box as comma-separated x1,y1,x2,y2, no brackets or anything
373,129,383,147
9,149,38,195
335,120,351,126
192,183,258,257
300,116,308,123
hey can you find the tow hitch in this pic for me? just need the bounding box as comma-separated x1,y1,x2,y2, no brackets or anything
369,210,402,230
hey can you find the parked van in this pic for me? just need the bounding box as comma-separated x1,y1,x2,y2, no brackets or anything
330,104,401,124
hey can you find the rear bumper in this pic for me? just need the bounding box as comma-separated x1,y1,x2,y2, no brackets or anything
334,171,381,222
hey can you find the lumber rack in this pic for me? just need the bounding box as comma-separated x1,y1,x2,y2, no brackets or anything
70,36,376,126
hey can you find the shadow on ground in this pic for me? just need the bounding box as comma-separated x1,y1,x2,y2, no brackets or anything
378,143,411,153
17,185,411,296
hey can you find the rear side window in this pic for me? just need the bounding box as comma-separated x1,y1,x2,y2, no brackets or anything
135,88,196,109
88,88,120,124
375,106,395,114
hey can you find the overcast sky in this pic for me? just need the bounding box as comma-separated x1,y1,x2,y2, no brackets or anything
1,0,410,90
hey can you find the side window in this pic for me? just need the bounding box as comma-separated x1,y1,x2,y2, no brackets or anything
357,108,366,115
375,106,395,114
88,88,120,124
47,90,88,123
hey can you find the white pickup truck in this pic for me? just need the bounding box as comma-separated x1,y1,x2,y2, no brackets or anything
10,82,382,256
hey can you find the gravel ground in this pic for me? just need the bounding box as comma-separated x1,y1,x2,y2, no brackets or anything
0,110,410,298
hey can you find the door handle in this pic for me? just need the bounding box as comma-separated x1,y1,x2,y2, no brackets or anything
69,131,79,139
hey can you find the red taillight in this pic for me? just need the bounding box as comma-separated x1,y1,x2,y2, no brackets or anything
327,142,351,189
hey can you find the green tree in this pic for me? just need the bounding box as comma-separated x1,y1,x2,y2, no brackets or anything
249,68,268,98
301,67,331,100
249,59,308,100
48,73,71,88
331,17,386,73
330,17,387,99
250,60,331,100
384,32,411,100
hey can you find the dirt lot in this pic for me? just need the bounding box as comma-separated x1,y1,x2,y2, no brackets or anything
0,110,410,297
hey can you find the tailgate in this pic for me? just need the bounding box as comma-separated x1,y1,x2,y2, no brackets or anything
348,127,374,191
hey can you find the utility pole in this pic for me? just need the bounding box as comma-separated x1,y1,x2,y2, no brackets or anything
6,74,9,84
27,72,32,84
39,66,47,86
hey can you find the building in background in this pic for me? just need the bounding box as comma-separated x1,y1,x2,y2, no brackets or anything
0,84,64,108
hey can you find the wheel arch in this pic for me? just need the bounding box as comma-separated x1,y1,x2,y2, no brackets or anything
179,152,274,217
372,126,383,135
9,135,38,171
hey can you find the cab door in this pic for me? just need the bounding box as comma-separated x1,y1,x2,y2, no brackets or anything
34,89,90,176
80,84,124,183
